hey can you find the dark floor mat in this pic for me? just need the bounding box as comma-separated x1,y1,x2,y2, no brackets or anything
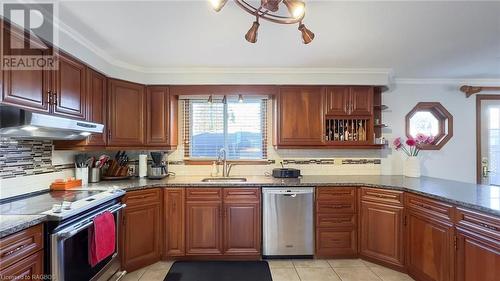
163,261,273,281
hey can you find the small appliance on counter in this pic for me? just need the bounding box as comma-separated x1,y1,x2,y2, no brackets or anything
147,152,168,179
272,163,301,178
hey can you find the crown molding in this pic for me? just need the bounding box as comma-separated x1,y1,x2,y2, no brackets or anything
395,78,500,85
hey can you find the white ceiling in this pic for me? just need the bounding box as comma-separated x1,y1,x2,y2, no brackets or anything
54,1,500,79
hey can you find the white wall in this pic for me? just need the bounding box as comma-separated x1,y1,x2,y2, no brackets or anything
381,82,477,183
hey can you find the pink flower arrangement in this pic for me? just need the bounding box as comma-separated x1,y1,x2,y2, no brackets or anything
393,134,434,156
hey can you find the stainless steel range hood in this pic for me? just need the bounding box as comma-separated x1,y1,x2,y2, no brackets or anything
0,106,104,140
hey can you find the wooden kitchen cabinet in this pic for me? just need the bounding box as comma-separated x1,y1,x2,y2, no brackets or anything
223,189,261,256
405,194,455,281
164,188,185,257
1,25,51,113
275,86,324,146
359,188,404,269
121,189,161,272
83,68,107,146
146,86,178,148
107,79,145,147
51,53,87,119
183,187,261,258
315,187,358,258
185,201,223,256
455,208,500,281
0,224,44,280
324,86,373,116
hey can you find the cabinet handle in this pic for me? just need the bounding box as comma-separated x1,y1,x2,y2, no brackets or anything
46,91,52,105
2,244,25,257
108,129,112,140
479,223,498,231
52,92,57,105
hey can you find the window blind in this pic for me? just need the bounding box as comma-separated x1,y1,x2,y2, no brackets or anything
183,98,267,160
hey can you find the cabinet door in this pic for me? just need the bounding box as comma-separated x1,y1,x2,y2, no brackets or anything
52,53,87,119
277,87,324,146
146,86,171,146
0,251,43,281
406,211,454,281
324,87,349,116
122,203,161,272
185,201,223,256
223,202,261,255
1,27,50,112
349,87,373,116
85,68,107,146
360,201,404,268
164,188,185,257
456,228,499,281
107,79,145,146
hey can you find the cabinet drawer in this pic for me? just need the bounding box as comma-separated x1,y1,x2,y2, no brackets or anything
360,188,403,206
186,188,222,201
317,214,356,228
405,193,454,222
317,201,356,214
456,207,500,240
316,228,357,257
316,187,356,201
223,188,259,202
0,224,43,270
124,189,161,205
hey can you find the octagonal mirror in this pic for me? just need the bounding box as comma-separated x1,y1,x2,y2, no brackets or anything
405,102,453,150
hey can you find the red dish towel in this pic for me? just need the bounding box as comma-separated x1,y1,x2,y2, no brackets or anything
89,211,115,267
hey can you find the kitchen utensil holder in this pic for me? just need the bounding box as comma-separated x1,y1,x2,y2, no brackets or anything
75,167,89,186
89,168,101,183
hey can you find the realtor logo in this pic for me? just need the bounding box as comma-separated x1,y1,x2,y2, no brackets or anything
1,2,58,70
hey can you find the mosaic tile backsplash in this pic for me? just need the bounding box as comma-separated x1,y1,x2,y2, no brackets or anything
0,138,64,179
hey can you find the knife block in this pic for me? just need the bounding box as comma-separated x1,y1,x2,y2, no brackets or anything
104,160,129,177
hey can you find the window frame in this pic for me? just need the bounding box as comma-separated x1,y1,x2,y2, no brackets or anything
183,98,268,162
405,102,453,150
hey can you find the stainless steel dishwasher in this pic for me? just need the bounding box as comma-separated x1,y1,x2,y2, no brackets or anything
262,187,314,258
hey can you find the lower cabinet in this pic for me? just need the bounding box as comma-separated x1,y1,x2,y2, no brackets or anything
122,189,161,272
405,194,455,281
359,188,404,269
455,208,500,281
0,224,44,281
164,187,261,259
185,200,223,256
164,189,185,257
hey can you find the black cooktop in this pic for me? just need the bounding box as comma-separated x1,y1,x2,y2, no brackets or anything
0,190,104,215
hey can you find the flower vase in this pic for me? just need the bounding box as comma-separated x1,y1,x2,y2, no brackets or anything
404,156,421,178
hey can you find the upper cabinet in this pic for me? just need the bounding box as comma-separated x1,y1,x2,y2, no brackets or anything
84,68,107,146
324,86,373,117
51,53,87,119
1,26,51,112
274,85,382,148
107,79,146,147
275,86,325,146
146,86,178,147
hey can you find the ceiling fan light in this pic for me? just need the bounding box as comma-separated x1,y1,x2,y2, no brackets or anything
245,21,260,43
209,0,228,12
284,0,305,19
298,23,314,44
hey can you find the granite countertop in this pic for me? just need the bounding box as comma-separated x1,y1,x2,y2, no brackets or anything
1,175,499,238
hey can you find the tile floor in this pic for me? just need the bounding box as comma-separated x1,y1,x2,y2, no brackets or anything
121,259,415,281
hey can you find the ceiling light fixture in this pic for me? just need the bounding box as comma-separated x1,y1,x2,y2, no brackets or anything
208,95,213,104
238,94,244,103
210,0,314,44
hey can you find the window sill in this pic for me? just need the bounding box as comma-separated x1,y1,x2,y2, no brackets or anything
183,159,271,165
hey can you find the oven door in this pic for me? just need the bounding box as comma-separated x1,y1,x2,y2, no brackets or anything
50,203,126,281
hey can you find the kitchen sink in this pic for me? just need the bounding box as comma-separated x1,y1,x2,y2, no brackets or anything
201,177,247,182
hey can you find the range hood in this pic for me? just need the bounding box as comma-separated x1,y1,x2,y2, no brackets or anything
0,106,104,140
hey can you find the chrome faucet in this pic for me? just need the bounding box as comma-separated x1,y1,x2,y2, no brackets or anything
217,148,234,177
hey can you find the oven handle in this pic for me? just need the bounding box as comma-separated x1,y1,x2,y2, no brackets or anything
54,203,126,240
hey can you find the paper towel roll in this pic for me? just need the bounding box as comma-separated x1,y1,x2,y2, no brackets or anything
139,154,147,178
